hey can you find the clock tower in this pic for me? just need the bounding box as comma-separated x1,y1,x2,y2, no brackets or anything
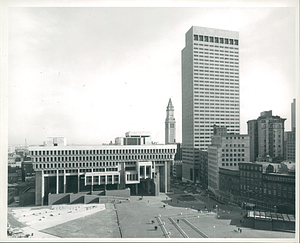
165,98,176,144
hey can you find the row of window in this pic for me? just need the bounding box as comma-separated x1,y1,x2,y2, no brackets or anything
194,58,238,63
240,186,294,199
222,148,244,152
194,49,238,54
222,158,245,162
194,54,239,59
222,153,245,157
33,154,173,162
221,162,238,166
194,117,239,122
195,106,239,110
86,175,119,184
194,96,239,100
264,175,295,183
239,164,261,171
194,108,239,111
194,43,238,49
193,35,238,45
36,161,120,170
194,102,239,106
194,74,239,78
240,171,262,177
194,47,238,53
195,91,239,96
30,148,176,156
194,79,239,84
127,173,138,181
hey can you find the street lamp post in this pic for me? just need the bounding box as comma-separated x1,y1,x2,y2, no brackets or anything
197,215,200,227
185,208,188,218
213,225,215,238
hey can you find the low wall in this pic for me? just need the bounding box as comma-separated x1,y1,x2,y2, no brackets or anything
48,194,70,205
85,195,100,204
105,188,130,198
284,220,295,232
70,194,85,204
254,218,273,231
48,190,131,206
249,218,295,232
19,190,35,206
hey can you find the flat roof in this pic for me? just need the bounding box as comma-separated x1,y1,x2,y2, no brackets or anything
28,144,177,151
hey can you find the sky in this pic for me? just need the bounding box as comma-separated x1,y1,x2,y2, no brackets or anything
6,3,298,146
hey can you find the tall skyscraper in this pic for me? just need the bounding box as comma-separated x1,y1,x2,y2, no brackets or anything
181,26,240,182
247,110,286,163
291,98,296,131
285,99,296,161
165,98,176,144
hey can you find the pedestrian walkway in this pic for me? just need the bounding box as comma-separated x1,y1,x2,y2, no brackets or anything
6,193,296,239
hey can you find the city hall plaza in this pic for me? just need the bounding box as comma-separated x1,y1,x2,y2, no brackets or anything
7,193,295,240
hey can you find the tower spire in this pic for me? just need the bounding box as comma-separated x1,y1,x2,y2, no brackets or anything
165,98,176,144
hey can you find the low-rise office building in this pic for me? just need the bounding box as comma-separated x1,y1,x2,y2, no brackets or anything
29,134,177,206
208,126,249,196
218,167,239,202
239,161,295,213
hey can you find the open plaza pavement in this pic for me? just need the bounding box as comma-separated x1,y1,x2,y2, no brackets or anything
7,188,296,240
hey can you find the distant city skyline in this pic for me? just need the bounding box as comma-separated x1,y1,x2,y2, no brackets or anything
6,5,297,146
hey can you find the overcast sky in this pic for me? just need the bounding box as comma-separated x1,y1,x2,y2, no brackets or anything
7,4,297,146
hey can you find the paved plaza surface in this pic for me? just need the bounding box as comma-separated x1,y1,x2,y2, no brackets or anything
7,193,296,240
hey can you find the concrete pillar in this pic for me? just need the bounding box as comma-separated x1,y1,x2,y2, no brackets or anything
41,174,44,205
147,180,150,194
35,171,43,206
63,171,66,193
144,166,146,178
91,175,93,194
77,169,80,193
156,171,160,195
56,170,59,194
164,161,168,193
136,183,138,195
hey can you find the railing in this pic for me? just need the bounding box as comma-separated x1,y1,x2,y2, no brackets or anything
156,216,170,238
168,217,188,238
182,218,209,238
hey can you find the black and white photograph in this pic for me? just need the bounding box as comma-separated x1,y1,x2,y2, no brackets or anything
1,0,299,241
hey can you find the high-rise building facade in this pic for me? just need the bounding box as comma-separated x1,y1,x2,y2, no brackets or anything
247,111,286,163
285,99,296,161
291,98,296,131
181,26,240,182
165,98,176,144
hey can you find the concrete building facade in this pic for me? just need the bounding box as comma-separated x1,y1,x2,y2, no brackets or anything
284,131,295,162
115,131,151,145
181,26,240,183
29,135,177,206
248,111,286,163
208,126,249,196
165,98,176,144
